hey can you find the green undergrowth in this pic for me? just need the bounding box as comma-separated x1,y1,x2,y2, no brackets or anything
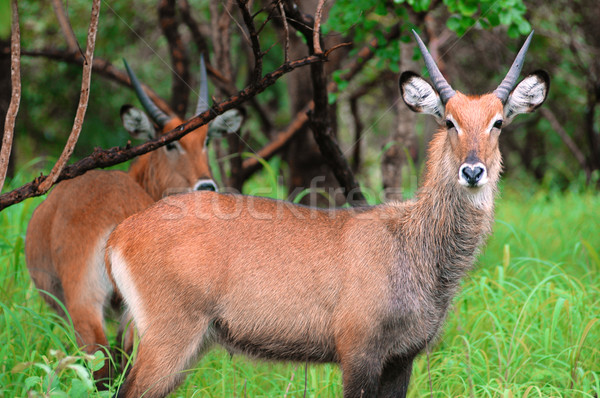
0,171,598,397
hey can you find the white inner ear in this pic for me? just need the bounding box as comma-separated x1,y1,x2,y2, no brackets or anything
504,75,547,124
403,77,444,121
208,109,244,139
122,107,156,140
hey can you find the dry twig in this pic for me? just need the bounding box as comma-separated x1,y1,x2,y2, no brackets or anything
0,0,21,193
17,48,174,116
51,0,80,53
37,0,101,193
236,0,263,83
540,107,591,180
159,0,190,117
312,0,326,55
277,0,290,63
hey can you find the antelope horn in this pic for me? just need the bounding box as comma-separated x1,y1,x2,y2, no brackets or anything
195,55,210,115
412,29,456,104
494,31,534,104
123,59,171,128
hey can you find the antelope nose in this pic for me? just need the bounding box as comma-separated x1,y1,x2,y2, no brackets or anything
194,179,218,192
460,164,486,187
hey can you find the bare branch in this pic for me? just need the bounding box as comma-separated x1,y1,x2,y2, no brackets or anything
159,0,190,117
17,48,174,117
178,0,210,57
277,0,289,63
236,0,263,83
50,0,80,53
309,55,366,206
349,97,363,173
338,24,400,86
241,105,311,179
281,0,314,50
312,0,326,55
0,52,335,210
540,107,591,179
37,0,101,193
0,0,21,193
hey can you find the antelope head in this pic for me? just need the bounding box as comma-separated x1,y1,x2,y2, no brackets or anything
121,57,243,199
400,31,549,195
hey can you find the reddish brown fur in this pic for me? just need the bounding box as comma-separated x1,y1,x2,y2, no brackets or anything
106,93,510,398
25,121,214,385
128,122,211,200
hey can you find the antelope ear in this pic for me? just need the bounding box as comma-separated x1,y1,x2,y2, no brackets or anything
400,71,444,122
503,70,550,125
121,105,156,140
207,108,244,139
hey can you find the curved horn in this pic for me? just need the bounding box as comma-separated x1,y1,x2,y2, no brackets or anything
412,29,456,104
195,55,210,115
123,59,171,128
494,31,534,104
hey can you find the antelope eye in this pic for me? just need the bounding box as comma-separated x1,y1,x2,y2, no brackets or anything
166,142,177,151
493,120,503,129
445,120,455,130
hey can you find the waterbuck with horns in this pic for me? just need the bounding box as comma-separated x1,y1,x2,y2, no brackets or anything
25,57,243,383
106,31,549,397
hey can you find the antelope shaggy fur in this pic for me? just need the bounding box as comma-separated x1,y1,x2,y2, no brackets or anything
25,58,242,383
107,31,549,398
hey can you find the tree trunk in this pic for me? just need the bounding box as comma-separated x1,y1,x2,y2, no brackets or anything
381,40,418,201
0,39,15,182
280,0,347,206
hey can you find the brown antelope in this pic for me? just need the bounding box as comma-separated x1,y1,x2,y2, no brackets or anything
25,58,242,384
106,31,549,398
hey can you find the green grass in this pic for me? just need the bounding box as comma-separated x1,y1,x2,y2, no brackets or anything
1,170,599,397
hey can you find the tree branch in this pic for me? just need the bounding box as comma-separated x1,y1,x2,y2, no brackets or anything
178,0,210,57
159,0,190,117
38,0,101,193
277,0,290,63
312,0,326,55
241,105,311,179
0,52,334,210
50,0,80,53
349,96,363,173
540,107,591,179
16,48,174,117
0,0,21,193
236,0,263,84
309,56,366,206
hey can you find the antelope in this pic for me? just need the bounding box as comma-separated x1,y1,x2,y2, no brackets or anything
25,58,242,384
106,31,549,398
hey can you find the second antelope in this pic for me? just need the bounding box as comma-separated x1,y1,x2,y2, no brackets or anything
25,58,242,383
107,31,549,398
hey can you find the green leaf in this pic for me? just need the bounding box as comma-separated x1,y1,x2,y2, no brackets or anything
518,19,532,35
69,379,90,398
375,2,388,15
457,0,478,16
0,0,10,39
91,350,106,372
25,376,41,390
447,16,462,32
67,364,93,390
507,23,520,38
487,13,500,26
499,11,512,26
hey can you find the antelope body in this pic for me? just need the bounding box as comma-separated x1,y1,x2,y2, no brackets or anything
25,59,242,383
107,31,549,397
